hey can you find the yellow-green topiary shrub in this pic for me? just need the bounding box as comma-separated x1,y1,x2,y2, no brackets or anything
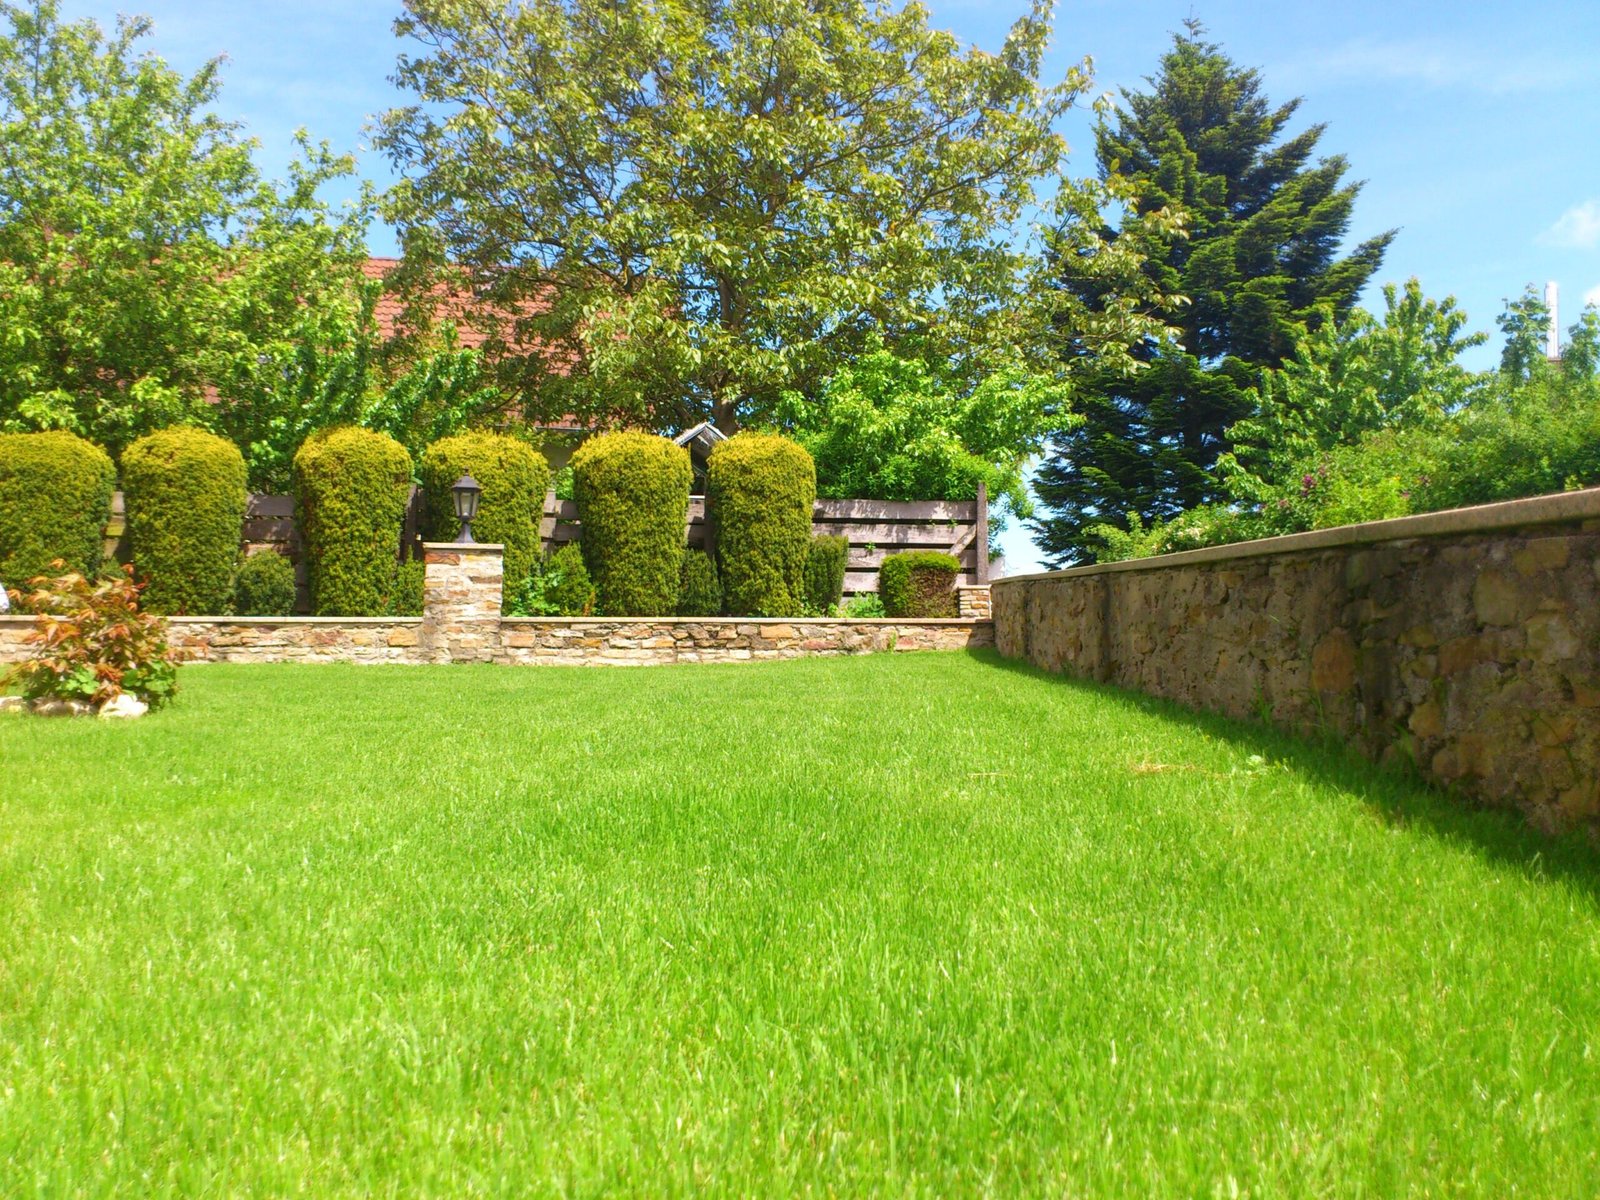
0,430,115,593
121,427,248,614
570,431,691,616
879,550,960,618
419,432,550,601
292,427,414,616
707,433,816,617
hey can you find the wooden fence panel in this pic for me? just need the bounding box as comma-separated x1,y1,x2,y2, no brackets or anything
538,485,988,591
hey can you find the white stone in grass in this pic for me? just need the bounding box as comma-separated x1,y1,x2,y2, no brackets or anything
0,695,24,714
31,698,93,717
97,693,149,720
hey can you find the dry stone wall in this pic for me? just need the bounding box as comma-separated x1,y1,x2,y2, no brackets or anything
993,489,1600,836
0,614,989,668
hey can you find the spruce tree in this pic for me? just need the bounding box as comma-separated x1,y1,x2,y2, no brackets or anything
1032,24,1393,564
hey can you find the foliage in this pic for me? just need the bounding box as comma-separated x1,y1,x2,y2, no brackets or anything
387,559,426,617
0,428,115,591
840,591,886,619
0,1,374,459
419,431,550,594
777,343,1067,522
676,549,723,618
4,563,177,707
291,426,413,616
878,550,960,619
1034,23,1393,564
213,295,507,493
120,426,248,614
376,0,1165,435
1087,295,1600,562
506,542,595,617
707,434,816,618
232,551,297,617
570,431,691,616
803,536,848,617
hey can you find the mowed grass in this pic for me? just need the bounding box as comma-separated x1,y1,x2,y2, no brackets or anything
1,652,1598,1197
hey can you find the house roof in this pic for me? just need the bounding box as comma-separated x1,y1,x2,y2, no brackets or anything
361,256,587,433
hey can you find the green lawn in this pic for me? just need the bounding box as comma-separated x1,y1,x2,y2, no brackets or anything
2,652,1597,1197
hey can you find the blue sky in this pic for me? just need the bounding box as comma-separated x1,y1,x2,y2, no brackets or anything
56,0,1600,570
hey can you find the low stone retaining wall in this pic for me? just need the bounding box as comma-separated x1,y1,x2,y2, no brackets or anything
498,617,990,665
0,614,990,667
993,488,1600,836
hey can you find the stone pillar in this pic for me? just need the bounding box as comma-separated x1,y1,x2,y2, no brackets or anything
957,585,993,620
421,542,504,663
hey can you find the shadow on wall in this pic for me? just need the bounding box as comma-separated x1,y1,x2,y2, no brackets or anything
976,650,1600,910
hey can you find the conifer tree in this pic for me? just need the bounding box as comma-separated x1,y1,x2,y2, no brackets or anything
1033,23,1393,563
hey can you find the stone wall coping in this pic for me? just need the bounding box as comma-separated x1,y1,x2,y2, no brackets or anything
995,485,1600,585
499,616,989,627
0,614,421,627
422,541,504,552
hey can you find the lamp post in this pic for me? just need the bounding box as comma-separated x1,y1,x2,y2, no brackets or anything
451,474,482,543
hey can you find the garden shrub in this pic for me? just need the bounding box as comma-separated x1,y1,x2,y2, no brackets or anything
804,535,848,615
291,426,413,616
5,565,178,708
706,433,815,617
232,551,298,616
418,432,550,593
677,549,722,616
0,430,115,592
121,427,248,614
570,431,691,616
506,542,596,617
879,550,960,618
388,559,426,616
841,591,886,618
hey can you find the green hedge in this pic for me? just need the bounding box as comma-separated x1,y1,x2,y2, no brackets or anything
707,434,816,617
292,427,414,616
121,427,248,614
677,549,722,616
233,551,297,616
804,535,848,615
419,432,550,593
0,430,115,592
880,550,960,618
570,431,691,616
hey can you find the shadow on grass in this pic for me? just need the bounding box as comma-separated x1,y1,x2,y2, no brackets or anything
966,648,1600,907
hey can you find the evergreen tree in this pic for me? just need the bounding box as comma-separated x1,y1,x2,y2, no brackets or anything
1032,23,1393,564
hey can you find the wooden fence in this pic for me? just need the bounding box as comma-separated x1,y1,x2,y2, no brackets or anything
104,484,988,607
540,484,989,591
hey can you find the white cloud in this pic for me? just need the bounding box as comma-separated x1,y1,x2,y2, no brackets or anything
1280,38,1578,96
1543,201,1600,250
1586,284,1600,308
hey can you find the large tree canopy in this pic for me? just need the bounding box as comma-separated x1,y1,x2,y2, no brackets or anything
1032,23,1394,564
0,0,372,456
377,0,1165,436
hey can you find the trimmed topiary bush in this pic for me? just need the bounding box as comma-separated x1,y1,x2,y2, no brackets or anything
570,431,691,616
0,430,115,592
233,551,297,616
292,427,414,616
879,550,960,618
121,427,248,614
804,534,848,615
677,548,722,616
707,433,816,618
419,432,550,594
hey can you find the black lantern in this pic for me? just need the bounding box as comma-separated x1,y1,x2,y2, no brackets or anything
451,474,483,543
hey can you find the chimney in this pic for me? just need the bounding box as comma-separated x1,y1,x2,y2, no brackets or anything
1545,281,1560,361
